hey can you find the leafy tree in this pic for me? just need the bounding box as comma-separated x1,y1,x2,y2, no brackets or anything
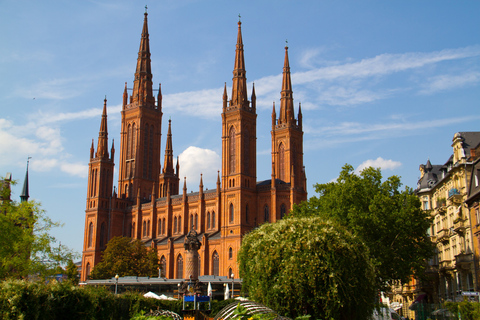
65,259,79,285
292,164,434,288
0,179,76,280
238,217,377,320
89,236,160,279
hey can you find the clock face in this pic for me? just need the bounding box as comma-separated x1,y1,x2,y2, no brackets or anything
427,179,435,188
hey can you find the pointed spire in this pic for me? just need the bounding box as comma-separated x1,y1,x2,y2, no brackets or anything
90,139,95,159
200,174,204,189
183,177,187,192
279,44,294,125
111,139,115,161
272,102,277,128
163,119,174,174
176,155,180,176
96,97,109,159
217,170,221,190
298,102,302,128
123,82,128,108
425,159,433,171
132,10,154,106
251,82,256,110
20,157,31,202
223,82,228,111
231,20,248,108
157,83,162,109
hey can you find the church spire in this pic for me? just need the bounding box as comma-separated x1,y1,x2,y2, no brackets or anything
279,44,294,125
132,10,154,106
231,20,248,108
20,157,31,203
163,119,174,174
96,97,109,159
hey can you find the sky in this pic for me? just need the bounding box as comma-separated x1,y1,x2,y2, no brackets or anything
1,1,479,258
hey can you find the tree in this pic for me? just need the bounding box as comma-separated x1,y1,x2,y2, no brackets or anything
238,217,377,320
65,259,79,285
89,236,160,279
292,164,434,288
0,179,76,279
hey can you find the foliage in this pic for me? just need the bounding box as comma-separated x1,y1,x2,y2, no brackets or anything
291,164,434,288
238,216,376,320
0,179,77,280
65,259,79,285
89,236,160,279
444,300,480,320
231,304,276,320
0,279,184,320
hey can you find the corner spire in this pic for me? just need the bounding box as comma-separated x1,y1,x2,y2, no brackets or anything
163,119,174,174
279,44,294,125
231,19,248,108
96,97,109,159
20,157,31,202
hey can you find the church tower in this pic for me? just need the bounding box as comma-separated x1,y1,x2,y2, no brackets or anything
83,97,115,278
118,9,163,201
271,45,307,203
221,20,257,250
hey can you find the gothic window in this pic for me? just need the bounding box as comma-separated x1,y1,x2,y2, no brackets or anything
100,222,106,248
88,222,93,248
230,203,234,223
207,212,211,229
229,268,233,278
244,129,249,175
127,124,132,160
280,204,286,219
86,263,91,279
212,211,216,228
264,205,269,223
190,214,194,229
279,143,285,181
132,123,136,159
143,124,149,178
160,256,166,277
143,221,147,237
195,214,198,230
149,125,154,179
176,254,183,279
158,219,162,235
162,218,165,234
229,247,233,259
229,126,236,174
128,183,133,199
212,251,219,276
178,216,182,232
147,220,150,237
174,217,178,233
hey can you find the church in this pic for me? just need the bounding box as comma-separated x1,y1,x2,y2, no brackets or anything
81,11,307,282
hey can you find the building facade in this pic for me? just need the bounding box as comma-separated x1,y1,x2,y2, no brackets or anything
415,132,480,303
81,12,307,282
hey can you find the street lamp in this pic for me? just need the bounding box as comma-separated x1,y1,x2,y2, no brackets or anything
177,283,181,300
115,274,119,295
231,273,234,299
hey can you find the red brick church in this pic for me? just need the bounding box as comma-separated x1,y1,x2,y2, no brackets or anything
81,11,307,282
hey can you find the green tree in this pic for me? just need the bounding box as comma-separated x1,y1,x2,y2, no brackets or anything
0,179,76,279
292,164,434,288
65,259,79,285
238,217,377,320
89,236,160,279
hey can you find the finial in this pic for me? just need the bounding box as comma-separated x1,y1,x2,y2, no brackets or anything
145,5,148,13
285,39,288,49
238,14,241,22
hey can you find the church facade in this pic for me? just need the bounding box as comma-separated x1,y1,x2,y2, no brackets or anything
81,12,307,282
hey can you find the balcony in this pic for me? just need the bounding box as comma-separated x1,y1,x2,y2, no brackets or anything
453,218,467,234
436,203,447,215
437,228,451,243
455,252,473,270
448,188,462,205
439,260,454,272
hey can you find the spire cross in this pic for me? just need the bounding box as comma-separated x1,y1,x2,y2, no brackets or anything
145,5,148,13
238,14,241,22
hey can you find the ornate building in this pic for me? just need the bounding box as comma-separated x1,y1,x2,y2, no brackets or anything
81,12,307,282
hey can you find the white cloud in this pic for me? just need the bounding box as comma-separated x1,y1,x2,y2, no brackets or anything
355,157,402,174
419,71,480,95
178,146,221,188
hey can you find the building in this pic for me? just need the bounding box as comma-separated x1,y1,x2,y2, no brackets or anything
415,132,480,303
81,12,307,282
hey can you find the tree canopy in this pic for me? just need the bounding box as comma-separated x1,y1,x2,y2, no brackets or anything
291,164,434,287
89,236,160,279
238,216,377,320
0,179,76,280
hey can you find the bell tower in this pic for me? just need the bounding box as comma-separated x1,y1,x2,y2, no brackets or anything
118,9,163,200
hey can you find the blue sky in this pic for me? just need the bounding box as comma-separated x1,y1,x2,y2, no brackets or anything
1,1,479,257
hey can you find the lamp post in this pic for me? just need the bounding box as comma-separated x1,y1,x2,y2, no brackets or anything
115,274,119,295
231,273,234,299
177,283,181,300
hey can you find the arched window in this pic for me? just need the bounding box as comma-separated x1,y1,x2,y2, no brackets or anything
279,143,285,181
229,247,233,259
207,212,211,229
143,124,149,178
149,125,154,179
229,126,236,174
162,218,165,234
100,222,106,248
160,256,166,277
88,222,94,248
264,205,269,223
245,204,249,223
229,268,233,279
131,123,136,159
176,254,183,279
190,214,194,230
158,218,162,235
132,222,135,237
244,129,249,175
230,203,234,223
147,220,150,237
212,251,219,276
127,124,132,159
86,262,91,279
212,211,216,228
195,214,198,230
143,221,147,237
178,216,182,232
280,204,286,219
174,217,178,233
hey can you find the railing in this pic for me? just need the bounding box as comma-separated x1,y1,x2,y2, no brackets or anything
439,260,453,271
455,252,473,268
436,228,451,243
453,218,466,234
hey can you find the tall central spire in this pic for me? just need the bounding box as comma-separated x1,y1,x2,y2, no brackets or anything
231,21,248,108
96,97,109,159
279,45,294,124
132,11,154,106
163,119,174,174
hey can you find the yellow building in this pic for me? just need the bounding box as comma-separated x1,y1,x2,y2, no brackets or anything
416,132,480,303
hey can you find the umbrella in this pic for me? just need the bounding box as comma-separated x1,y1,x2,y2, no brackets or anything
144,291,161,299
224,283,230,300
208,282,212,297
